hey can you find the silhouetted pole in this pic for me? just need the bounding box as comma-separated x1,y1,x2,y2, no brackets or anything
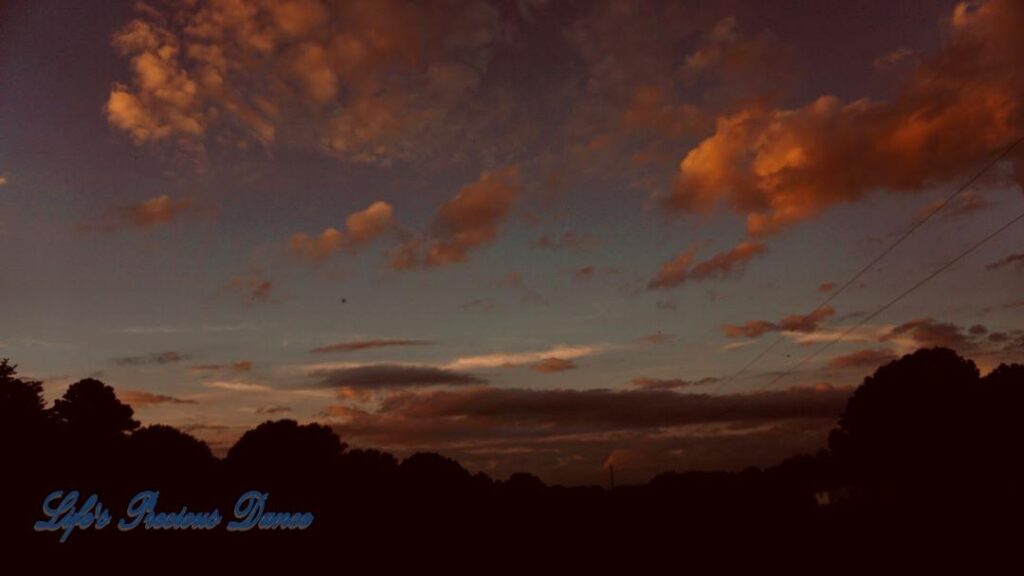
609,464,615,491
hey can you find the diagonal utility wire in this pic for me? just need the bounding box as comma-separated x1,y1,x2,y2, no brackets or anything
704,204,1024,424
708,134,1024,394
760,206,1024,390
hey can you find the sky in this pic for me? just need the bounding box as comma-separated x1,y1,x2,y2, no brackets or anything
1,0,1023,485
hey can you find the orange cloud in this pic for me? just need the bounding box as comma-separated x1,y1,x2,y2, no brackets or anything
127,195,196,227
106,20,204,143
290,201,393,261
662,0,1024,235
391,167,520,269
289,228,345,261
120,390,198,406
723,306,835,339
86,195,214,233
562,6,791,187
528,357,578,374
648,241,764,289
105,1,504,162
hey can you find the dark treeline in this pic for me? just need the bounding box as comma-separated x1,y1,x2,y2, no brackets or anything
1,347,1022,567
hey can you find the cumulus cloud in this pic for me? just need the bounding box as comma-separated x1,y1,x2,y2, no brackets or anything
661,0,1024,235
563,5,790,184
390,167,520,269
113,351,191,366
120,390,198,406
312,364,486,389
723,306,835,339
106,19,204,143
290,201,394,261
648,241,765,289
528,357,577,374
310,339,433,354
105,0,506,162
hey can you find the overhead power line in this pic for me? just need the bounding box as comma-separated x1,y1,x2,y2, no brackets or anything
706,204,1024,424
763,206,1024,389
709,135,1024,394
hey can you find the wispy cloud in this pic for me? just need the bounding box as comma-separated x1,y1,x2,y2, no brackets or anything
112,351,191,366
648,241,765,289
528,358,578,374
825,349,899,370
312,364,486,389
120,390,198,406
723,307,835,339
630,376,719,390
310,339,433,354
86,195,217,233
444,344,612,371
986,252,1024,272
204,381,272,393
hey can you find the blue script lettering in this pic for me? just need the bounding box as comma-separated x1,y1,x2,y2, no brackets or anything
227,490,314,531
33,490,111,543
118,490,222,531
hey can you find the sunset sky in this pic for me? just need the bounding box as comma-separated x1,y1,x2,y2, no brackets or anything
2,0,1023,485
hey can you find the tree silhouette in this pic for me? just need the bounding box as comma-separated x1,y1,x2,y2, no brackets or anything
227,419,346,470
52,378,139,438
128,424,216,472
0,358,49,435
400,451,473,490
3,348,1022,562
828,347,982,501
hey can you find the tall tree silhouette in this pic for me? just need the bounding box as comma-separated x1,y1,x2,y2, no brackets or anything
129,424,216,472
52,378,140,438
227,419,346,470
0,358,49,435
828,347,981,501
